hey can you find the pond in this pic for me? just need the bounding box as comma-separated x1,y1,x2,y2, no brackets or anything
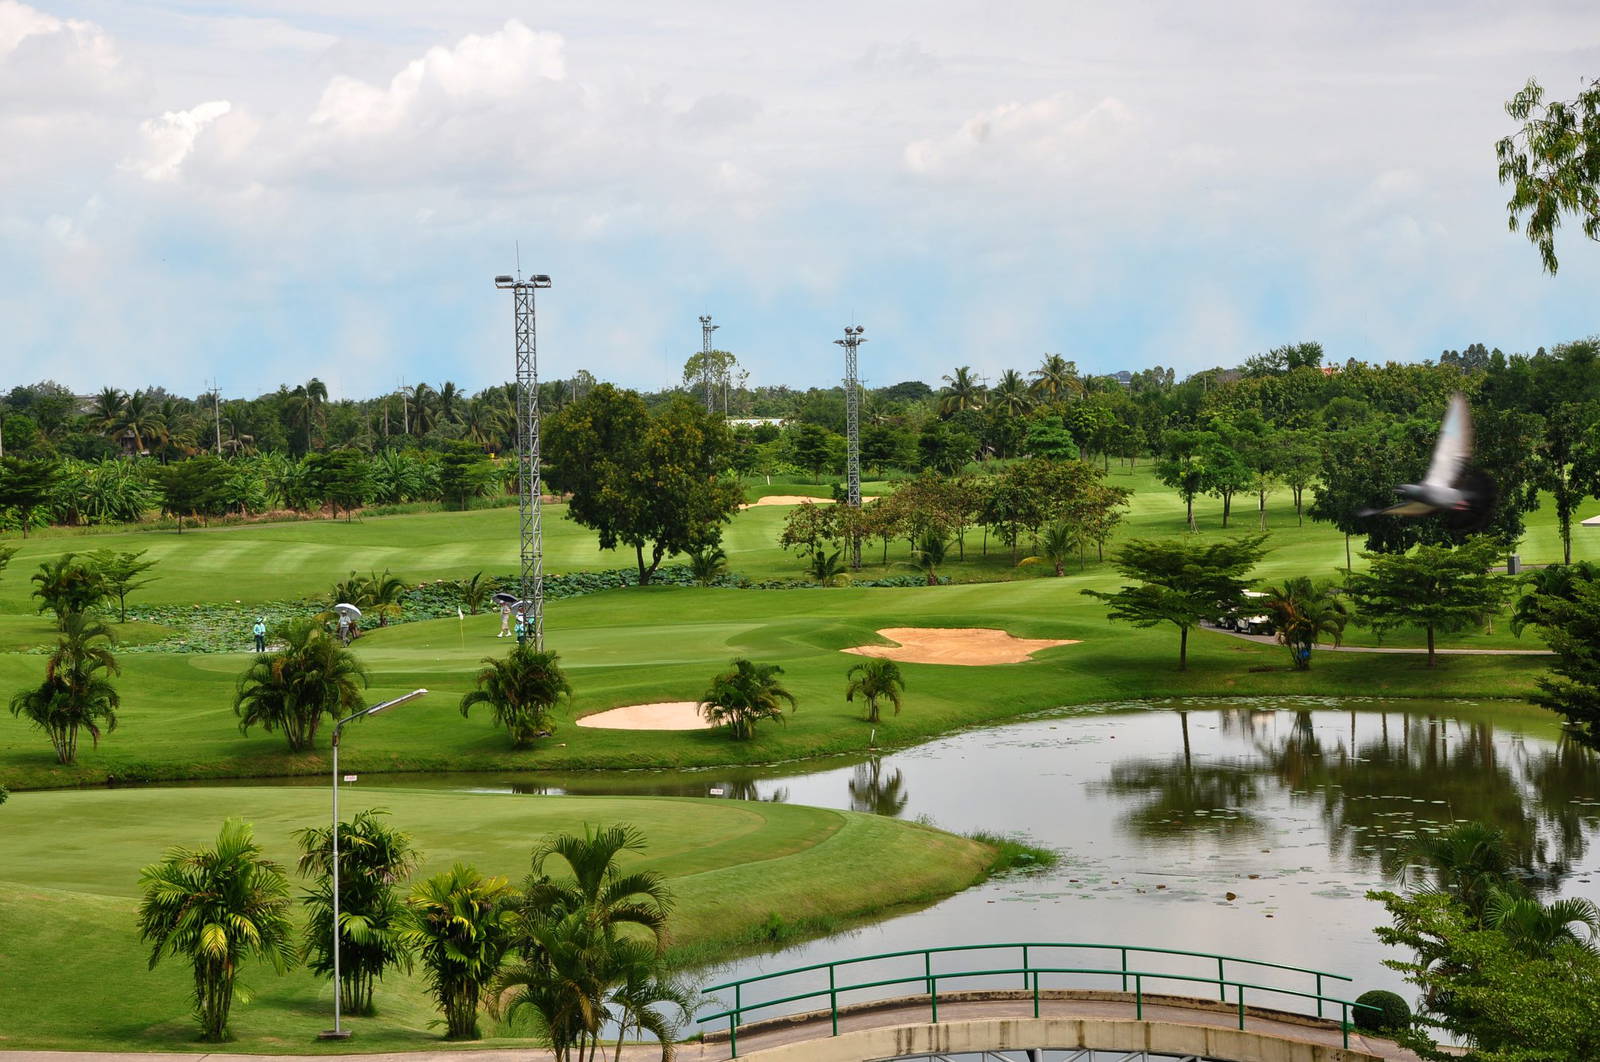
323,695,1600,1009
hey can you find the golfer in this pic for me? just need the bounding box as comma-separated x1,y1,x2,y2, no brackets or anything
499,602,512,638
252,617,266,653
337,611,352,645
514,610,528,644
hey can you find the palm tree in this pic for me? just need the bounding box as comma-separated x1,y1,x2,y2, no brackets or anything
699,658,798,740
233,619,370,751
436,381,464,425
686,545,728,586
8,611,121,765
91,387,125,438
1485,888,1600,954
844,657,906,723
1019,520,1078,576
938,366,986,414
1261,577,1349,670
31,552,106,627
605,942,695,1062
136,819,297,1041
990,369,1033,415
295,809,420,1015
459,571,490,615
460,643,571,748
907,530,949,586
460,399,507,452
399,863,518,1039
1029,354,1082,401
118,389,164,454
1403,821,1520,923
522,824,673,951
808,548,849,586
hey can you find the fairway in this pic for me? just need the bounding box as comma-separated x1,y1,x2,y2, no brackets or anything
0,785,992,1052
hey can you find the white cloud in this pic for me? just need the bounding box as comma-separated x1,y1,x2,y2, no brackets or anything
126,100,232,181
310,20,564,135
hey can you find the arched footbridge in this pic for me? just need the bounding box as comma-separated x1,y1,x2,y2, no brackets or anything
686,942,1419,1062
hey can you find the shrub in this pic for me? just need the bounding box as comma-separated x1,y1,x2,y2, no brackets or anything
1353,989,1410,1033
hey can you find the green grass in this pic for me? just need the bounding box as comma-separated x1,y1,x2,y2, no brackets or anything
0,467,1579,789
0,785,991,1052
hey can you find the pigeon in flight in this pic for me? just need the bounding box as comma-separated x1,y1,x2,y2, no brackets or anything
1359,393,1497,530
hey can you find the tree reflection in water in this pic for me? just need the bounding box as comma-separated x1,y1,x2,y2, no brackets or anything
1098,706,1600,890
848,757,910,817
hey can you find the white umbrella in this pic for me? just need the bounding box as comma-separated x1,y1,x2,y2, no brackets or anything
333,603,362,619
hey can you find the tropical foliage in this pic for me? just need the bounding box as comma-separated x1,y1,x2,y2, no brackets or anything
459,644,572,748
1261,576,1349,670
233,619,370,751
399,863,518,1040
844,657,906,723
8,611,121,764
699,658,797,740
136,819,297,1041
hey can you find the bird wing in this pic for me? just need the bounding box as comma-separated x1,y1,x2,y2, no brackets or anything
1358,500,1437,518
1422,394,1472,489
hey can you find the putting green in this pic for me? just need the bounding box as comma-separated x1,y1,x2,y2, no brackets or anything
0,785,991,1052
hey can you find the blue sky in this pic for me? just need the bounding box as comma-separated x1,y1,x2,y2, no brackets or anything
1,0,1597,398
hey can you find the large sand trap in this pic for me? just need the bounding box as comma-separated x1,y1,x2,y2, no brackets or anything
576,701,713,731
742,494,835,508
843,627,1079,666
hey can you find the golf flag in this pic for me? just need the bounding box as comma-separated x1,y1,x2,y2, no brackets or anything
457,606,464,620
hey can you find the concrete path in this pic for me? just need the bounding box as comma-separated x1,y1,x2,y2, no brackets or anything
0,991,1421,1062
1203,624,1552,655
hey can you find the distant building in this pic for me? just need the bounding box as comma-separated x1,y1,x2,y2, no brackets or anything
728,417,787,428
1110,370,1133,386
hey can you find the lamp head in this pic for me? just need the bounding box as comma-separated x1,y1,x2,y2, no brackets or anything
494,275,515,287
366,688,428,717
530,274,552,288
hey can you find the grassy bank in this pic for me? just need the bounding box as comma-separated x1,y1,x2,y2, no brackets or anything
0,786,992,1052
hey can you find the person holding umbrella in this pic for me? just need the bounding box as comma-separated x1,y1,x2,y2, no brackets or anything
332,602,361,646
493,591,517,638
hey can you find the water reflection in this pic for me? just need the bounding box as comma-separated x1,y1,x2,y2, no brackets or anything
848,758,909,817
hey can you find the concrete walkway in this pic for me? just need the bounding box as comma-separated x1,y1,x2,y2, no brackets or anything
0,991,1421,1062
1204,623,1552,656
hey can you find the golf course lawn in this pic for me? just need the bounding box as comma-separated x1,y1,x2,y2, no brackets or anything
0,786,993,1052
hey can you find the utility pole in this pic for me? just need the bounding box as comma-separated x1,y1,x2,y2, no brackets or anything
495,271,553,650
835,324,866,569
698,315,718,414
206,380,222,454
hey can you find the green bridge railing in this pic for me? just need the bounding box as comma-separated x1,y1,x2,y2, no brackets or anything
698,941,1384,1057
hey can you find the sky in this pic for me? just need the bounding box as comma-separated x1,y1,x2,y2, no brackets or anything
1,0,1597,400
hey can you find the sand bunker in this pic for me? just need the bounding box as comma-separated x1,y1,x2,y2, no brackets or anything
576,701,713,731
843,627,1079,666
742,495,835,508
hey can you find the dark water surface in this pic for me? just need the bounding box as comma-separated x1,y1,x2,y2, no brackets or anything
268,697,1600,1006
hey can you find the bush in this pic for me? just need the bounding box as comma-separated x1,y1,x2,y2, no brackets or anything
1353,989,1410,1033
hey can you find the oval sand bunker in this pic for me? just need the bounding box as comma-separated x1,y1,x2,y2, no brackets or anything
741,494,835,508
577,701,713,731
843,627,1079,666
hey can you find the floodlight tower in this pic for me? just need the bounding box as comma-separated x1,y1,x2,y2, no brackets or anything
494,271,553,649
835,324,866,569
698,314,719,413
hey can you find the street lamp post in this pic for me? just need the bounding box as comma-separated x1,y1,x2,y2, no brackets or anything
318,688,428,1040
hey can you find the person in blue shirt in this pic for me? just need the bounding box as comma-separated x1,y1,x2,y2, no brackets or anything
252,617,266,653
514,610,528,645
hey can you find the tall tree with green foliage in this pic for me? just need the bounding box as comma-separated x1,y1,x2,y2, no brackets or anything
1496,75,1600,275
1081,534,1269,670
459,644,571,748
136,819,297,1041
1343,538,1509,667
546,386,743,585
1261,576,1348,670
305,450,372,520
699,658,797,740
1527,567,1600,750
87,549,158,622
31,553,105,627
157,455,228,532
295,809,420,1015
399,864,518,1039
9,611,121,764
0,455,57,537
233,619,370,751
1154,429,1212,531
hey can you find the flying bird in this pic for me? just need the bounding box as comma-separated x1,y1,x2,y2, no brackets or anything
1358,393,1497,530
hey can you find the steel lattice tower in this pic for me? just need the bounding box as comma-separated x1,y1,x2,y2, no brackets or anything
698,314,719,413
835,324,866,568
495,272,552,649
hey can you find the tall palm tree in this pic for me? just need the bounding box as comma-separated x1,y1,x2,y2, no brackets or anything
522,824,673,951
459,643,571,748
990,369,1033,415
1261,576,1349,670
136,819,297,1041
118,389,164,454
399,863,518,1039
436,381,464,425
233,619,370,751
1485,888,1600,954
295,809,421,1015
938,366,986,414
1403,821,1519,923
8,611,121,765
460,398,508,452
91,387,125,438
699,658,798,740
844,657,906,723
1029,354,1082,401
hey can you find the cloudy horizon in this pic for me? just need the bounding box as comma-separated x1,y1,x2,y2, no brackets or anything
2,0,1597,399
